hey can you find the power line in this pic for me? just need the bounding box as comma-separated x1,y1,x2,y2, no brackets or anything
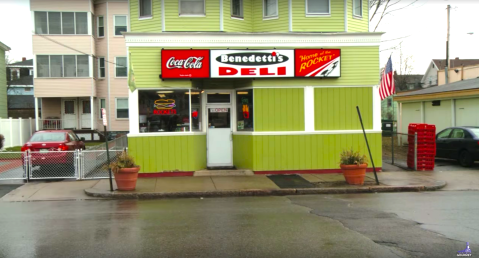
35,33,124,67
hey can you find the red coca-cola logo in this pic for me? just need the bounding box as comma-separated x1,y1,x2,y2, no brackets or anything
166,57,204,69
161,50,210,79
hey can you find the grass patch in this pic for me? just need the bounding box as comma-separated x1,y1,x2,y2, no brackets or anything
4,146,22,152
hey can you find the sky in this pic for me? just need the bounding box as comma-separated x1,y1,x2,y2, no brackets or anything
0,0,478,74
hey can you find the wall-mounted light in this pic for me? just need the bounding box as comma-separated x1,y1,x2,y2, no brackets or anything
157,91,174,94
237,91,249,95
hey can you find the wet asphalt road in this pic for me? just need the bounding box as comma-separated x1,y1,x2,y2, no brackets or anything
0,191,477,258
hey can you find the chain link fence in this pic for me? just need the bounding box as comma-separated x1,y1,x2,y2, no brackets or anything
81,150,123,179
0,148,127,181
383,132,417,170
0,152,26,180
87,136,128,151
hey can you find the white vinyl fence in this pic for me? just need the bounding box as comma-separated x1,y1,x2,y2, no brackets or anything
0,118,36,149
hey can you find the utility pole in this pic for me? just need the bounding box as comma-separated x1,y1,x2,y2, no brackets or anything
445,5,451,84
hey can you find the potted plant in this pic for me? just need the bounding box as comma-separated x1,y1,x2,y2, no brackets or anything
340,149,368,185
107,150,140,191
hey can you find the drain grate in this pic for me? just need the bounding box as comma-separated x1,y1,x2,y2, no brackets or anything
267,175,315,189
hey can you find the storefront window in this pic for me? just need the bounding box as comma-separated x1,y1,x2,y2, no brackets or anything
236,89,253,131
138,90,202,133
190,90,202,131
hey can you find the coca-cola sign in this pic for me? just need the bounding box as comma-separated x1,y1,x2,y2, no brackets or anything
161,50,210,79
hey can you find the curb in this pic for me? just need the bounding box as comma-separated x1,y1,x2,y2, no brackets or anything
84,181,447,199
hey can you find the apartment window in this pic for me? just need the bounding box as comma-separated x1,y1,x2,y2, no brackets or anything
76,12,88,34
139,0,152,18
114,15,128,36
64,55,77,77
116,57,128,77
36,56,50,77
99,99,106,119
98,57,106,78
50,56,63,77
36,55,90,78
77,56,89,77
306,0,330,15
116,98,129,119
34,12,48,34
231,0,243,18
97,16,105,37
263,0,278,18
48,12,61,34
34,11,89,35
179,0,205,16
353,0,362,17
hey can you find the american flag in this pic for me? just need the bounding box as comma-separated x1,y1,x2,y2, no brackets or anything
379,57,395,100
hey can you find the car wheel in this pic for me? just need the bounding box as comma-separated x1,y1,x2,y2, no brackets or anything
458,150,473,167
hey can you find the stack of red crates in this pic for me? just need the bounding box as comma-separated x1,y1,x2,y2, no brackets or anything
407,123,436,171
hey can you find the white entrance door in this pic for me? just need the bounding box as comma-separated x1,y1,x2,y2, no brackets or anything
63,99,77,129
80,100,92,129
207,106,233,167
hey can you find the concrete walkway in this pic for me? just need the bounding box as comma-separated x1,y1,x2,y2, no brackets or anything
2,171,464,201
84,172,446,199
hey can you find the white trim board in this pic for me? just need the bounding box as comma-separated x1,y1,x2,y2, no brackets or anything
124,32,383,47
128,132,207,137
233,130,382,136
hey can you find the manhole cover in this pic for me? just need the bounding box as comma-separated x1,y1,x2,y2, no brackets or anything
267,175,315,189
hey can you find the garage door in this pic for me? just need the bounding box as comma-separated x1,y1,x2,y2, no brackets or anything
456,98,479,127
425,100,452,132
401,102,421,133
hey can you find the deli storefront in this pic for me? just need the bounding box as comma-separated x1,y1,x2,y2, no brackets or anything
125,33,383,175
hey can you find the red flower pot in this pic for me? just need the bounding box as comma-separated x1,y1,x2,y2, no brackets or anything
114,166,140,191
340,164,367,185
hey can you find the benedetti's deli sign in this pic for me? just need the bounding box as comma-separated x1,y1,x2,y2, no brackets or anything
160,49,341,79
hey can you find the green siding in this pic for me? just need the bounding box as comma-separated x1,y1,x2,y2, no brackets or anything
254,88,304,131
0,50,6,118
223,0,253,32
129,135,207,172
347,0,369,32
314,87,373,130
252,133,382,171
292,0,344,32
130,47,192,88
164,0,220,31
252,0,289,32
252,46,379,86
130,0,162,32
233,135,253,169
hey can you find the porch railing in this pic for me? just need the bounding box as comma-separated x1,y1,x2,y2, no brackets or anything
39,119,78,130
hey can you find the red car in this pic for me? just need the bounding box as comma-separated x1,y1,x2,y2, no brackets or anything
21,130,85,177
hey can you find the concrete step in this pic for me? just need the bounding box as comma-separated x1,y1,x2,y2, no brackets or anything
194,170,254,177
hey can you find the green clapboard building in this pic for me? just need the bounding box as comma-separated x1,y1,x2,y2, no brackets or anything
124,0,383,174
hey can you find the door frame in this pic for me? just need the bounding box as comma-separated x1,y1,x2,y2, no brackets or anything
204,90,235,167
79,98,92,129
61,98,78,130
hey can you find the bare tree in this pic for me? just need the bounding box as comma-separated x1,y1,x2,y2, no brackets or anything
394,42,415,91
370,0,419,32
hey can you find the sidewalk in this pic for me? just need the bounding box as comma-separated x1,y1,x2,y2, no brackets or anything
1,171,451,202
85,172,446,199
